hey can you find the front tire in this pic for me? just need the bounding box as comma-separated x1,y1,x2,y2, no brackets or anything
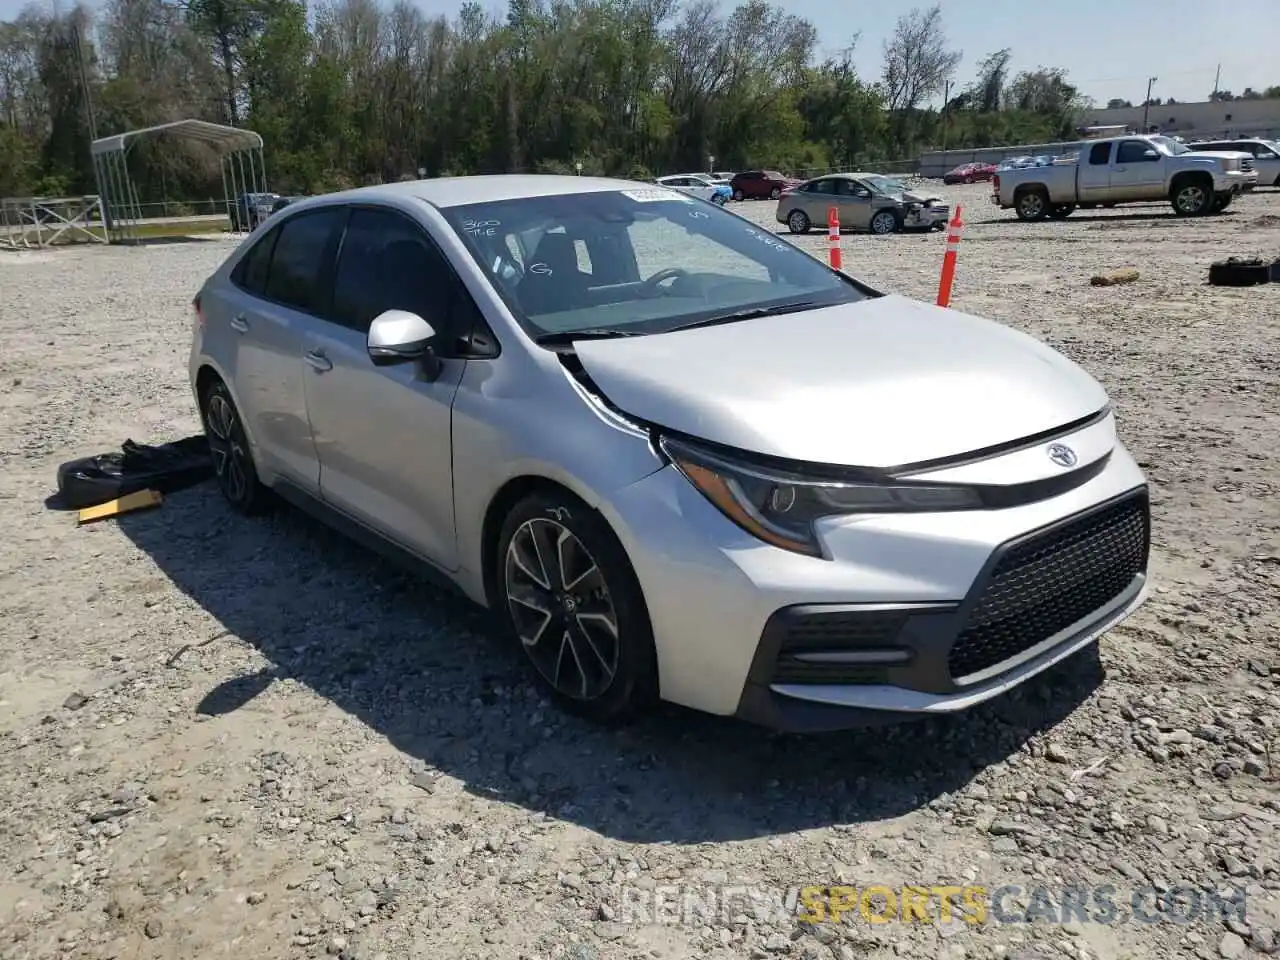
1171,179,1212,216
786,210,811,234
200,379,270,515
733,189,744,202
496,491,658,725
869,210,900,235
769,187,781,200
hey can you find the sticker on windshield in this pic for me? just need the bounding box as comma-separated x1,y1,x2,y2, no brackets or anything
621,188,692,203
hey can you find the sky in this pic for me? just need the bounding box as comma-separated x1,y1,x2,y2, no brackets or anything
3,0,1277,107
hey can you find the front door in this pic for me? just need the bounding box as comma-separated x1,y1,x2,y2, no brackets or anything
834,178,875,230
1110,140,1166,199
302,205,465,570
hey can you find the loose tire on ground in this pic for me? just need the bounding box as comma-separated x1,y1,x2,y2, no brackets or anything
495,490,658,725
1048,204,1076,219
1208,258,1271,287
1212,192,1234,213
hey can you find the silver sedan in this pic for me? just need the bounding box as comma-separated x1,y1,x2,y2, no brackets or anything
189,175,1151,731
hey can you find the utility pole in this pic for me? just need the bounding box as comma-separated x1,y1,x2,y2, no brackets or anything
1211,63,1221,100
941,79,952,152
1141,76,1157,133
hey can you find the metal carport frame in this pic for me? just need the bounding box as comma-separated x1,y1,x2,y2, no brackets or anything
90,119,266,242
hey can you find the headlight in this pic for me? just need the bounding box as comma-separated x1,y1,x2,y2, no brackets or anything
1221,158,1239,171
659,436,982,558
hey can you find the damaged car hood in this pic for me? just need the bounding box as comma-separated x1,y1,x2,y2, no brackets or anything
572,294,1109,469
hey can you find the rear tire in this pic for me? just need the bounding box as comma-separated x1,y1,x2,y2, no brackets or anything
495,491,658,726
786,210,811,234
1015,189,1050,221
200,378,271,515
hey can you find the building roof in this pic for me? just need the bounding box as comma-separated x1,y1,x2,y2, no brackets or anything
91,119,263,157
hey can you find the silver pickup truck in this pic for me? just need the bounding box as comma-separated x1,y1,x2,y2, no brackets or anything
991,135,1257,220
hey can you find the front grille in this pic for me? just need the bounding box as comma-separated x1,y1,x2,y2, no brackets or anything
1242,158,1255,173
947,493,1149,683
772,609,906,684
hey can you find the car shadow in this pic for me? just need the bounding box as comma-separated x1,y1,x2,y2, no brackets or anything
111,483,1104,843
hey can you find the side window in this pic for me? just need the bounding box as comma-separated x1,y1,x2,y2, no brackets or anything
1089,142,1112,165
263,208,346,313
231,227,279,295
330,207,457,337
1116,140,1159,163
808,180,836,195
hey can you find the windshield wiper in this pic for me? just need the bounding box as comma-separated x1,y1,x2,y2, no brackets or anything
533,328,646,346
665,301,818,333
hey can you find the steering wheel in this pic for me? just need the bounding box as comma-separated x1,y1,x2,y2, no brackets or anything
641,267,690,295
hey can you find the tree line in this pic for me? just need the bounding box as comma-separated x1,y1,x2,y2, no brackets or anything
1,0,1100,202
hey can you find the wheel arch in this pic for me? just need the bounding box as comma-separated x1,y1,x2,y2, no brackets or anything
193,361,266,463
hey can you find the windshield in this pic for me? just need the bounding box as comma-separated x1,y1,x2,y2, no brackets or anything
864,175,906,195
1150,136,1189,155
441,188,867,339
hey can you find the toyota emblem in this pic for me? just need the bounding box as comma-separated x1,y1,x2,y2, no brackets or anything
1047,443,1078,468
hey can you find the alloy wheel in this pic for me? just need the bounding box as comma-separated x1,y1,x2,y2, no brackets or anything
1018,192,1045,219
1175,184,1206,214
504,517,620,701
787,210,810,233
205,392,250,503
871,211,897,235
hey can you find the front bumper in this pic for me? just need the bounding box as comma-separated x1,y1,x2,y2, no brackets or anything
905,203,950,228
1217,170,1255,195
600,428,1151,730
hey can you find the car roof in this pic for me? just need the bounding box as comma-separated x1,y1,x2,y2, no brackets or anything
291,174,658,210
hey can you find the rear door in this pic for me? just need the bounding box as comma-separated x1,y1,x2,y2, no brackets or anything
301,204,467,569
212,207,346,490
1077,141,1113,203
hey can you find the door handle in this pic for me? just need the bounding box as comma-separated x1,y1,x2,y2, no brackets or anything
1113,166,1127,172
229,315,249,333
305,350,333,372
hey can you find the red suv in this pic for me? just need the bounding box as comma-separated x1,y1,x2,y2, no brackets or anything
729,170,803,201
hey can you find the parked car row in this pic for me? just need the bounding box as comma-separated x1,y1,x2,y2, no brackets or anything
653,174,732,204
774,172,950,236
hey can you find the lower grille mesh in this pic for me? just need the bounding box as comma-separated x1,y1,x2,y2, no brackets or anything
947,493,1149,682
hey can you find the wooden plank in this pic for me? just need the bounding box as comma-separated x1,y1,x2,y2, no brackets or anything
77,488,163,524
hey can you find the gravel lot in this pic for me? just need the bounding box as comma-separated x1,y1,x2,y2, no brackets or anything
2,183,1279,960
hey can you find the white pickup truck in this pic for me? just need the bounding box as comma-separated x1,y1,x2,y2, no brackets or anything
991,135,1257,220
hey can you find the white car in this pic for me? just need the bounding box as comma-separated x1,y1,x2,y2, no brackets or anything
1187,138,1280,187
654,174,729,204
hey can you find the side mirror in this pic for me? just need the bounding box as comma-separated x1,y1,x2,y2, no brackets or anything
367,309,436,367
